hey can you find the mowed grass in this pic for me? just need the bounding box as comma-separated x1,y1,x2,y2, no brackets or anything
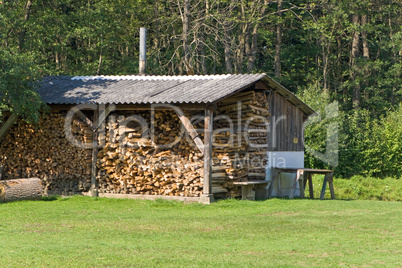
0,197,401,267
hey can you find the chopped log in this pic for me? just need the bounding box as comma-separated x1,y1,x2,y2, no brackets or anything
0,178,43,202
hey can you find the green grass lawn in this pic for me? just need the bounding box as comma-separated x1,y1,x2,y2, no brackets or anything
0,197,401,267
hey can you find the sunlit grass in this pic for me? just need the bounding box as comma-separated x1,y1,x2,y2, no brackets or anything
0,196,401,267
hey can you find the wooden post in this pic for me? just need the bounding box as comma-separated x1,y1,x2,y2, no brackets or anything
307,173,314,198
0,114,18,142
289,172,297,199
328,173,335,199
177,114,205,155
241,185,255,201
91,109,99,197
298,172,305,199
290,169,304,199
320,174,328,200
151,104,204,155
200,106,214,204
277,172,282,197
268,169,279,198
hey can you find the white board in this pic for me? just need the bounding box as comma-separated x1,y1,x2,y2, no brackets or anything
266,151,304,197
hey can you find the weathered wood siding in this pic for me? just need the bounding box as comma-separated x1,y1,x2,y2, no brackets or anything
269,91,304,151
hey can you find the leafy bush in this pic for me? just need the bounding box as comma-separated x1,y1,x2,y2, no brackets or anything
302,89,401,178
337,106,402,178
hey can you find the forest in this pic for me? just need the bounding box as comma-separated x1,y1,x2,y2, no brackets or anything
0,0,401,178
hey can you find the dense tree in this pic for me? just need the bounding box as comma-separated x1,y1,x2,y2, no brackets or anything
0,49,43,122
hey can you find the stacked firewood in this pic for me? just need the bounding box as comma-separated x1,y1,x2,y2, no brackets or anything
0,90,269,199
212,90,270,198
96,110,204,197
0,113,92,195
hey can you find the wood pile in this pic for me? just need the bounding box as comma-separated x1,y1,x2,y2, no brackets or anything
96,110,204,197
0,89,269,200
0,113,92,195
212,90,270,198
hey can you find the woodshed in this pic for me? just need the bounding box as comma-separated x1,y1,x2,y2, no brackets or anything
0,74,315,203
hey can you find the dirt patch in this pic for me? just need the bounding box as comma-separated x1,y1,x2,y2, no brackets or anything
201,226,224,232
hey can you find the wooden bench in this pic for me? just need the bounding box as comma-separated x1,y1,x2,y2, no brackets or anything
270,168,335,200
232,180,270,201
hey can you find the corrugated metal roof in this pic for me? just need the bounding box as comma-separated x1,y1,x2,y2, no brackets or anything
38,74,315,116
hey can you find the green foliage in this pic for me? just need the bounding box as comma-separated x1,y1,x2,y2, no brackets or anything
376,105,402,177
0,49,43,122
298,83,339,170
337,107,402,178
300,83,401,178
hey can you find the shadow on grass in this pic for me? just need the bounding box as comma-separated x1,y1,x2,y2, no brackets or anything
266,196,355,201
36,195,356,205
40,195,60,201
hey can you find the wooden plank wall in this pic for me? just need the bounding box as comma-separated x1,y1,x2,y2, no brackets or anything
269,91,304,152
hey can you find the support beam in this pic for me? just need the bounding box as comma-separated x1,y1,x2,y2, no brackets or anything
200,107,214,204
177,114,205,155
90,109,99,197
151,104,205,155
0,114,18,142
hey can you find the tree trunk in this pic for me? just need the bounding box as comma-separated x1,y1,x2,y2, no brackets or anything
201,45,207,74
0,178,43,203
387,10,398,106
96,35,103,75
19,0,33,51
361,14,369,59
337,37,343,83
224,20,233,74
181,0,193,74
351,14,361,109
235,1,248,74
247,26,258,72
236,26,247,73
247,1,267,73
322,43,329,92
274,0,283,77
351,14,360,62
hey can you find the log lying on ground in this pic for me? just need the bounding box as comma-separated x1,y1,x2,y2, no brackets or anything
0,178,43,202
